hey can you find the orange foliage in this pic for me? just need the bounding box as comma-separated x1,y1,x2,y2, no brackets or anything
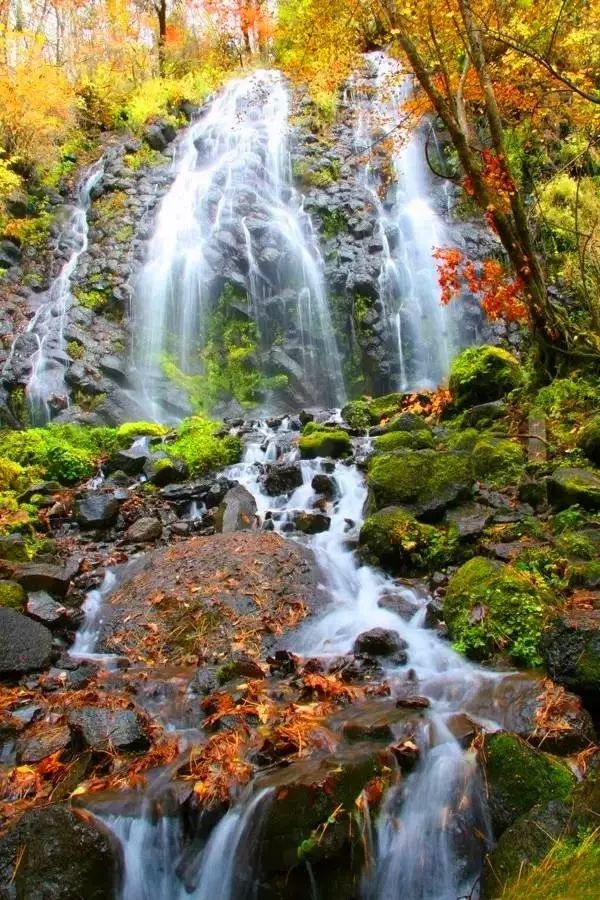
433,247,528,323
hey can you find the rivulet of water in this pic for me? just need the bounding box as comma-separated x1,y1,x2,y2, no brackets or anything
10,160,105,423
134,70,345,416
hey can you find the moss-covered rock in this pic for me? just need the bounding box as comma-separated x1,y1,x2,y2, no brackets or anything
471,436,525,488
299,428,351,459
367,449,472,520
577,414,600,465
166,417,242,475
547,467,600,511
366,392,404,422
480,732,575,836
116,421,169,442
444,556,554,665
541,608,600,696
341,400,371,430
372,430,434,452
449,345,523,410
359,507,457,575
0,579,26,608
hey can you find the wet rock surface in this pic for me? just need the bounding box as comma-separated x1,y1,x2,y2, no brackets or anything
0,608,54,675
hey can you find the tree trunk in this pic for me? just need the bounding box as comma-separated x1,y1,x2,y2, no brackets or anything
155,0,167,76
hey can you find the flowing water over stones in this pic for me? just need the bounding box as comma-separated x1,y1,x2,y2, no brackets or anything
133,69,345,417
71,419,523,899
350,52,459,391
3,160,105,423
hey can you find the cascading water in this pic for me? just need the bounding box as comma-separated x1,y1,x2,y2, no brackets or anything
351,52,459,390
134,69,345,417
4,160,105,423
80,419,518,898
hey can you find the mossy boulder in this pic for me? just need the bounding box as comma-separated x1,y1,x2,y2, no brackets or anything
299,428,351,459
480,732,575,836
367,449,472,520
577,414,600,466
116,421,169,442
0,579,26,609
341,400,371,430
449,345,523,410
372,430,434,453
541,608,600,696
547,467,600,511
359,507,457,575
471,436,525,488
166,416,242,475
444,556,554,665
366,392,404,422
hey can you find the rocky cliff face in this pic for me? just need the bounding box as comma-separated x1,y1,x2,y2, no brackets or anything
1,79,499,427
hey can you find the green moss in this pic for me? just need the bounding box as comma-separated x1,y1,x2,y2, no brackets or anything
359,507,457,574
373,430,434,452
547,467,600,511
123,146,165,171
114,223,134,243
166,417,241,476
444,557,555,665
367,393,404,422
567,560,600,588
321,208,347,238
67,340,85,360
341,400,371,430
299,427,351,459
0,425,121,486
449,345,523,410
483,733,575,835
445,427,480,452
471,436,525,488
74,287,107,310
577,413,600,465
0,457,29,491
500,830,600,900
116,422,169,441
367,449,472,518
93,190,128,221
554,529,598,560
0,580,26,608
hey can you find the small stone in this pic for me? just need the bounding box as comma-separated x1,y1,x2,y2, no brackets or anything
263,462,303,496
15,723,72,763
26,591,70,627
217,653,265,683
76,492,120,529
311,473,338,498
353,628,408,659
14,560,77,597
68,706,150,752
124,517,163,543
293,511,331,534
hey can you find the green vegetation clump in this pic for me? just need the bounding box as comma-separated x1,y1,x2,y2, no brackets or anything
341,400,371,430
123,146,165,171
359,507,457,574
499,831,600,900
366,393,405,422
373,430,434,452
321,208,347,238
74,287,108,311
471,436,525,487
0,425,122,485
444,556,554,665
116,422,169,441
367,449,472,515
299,426,351,459
0,457,30,491
0,580,26,608
67,340,85,360
166,417,241,476
449,345,523,410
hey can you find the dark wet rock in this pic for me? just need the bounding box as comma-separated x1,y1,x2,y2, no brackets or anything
0,533,29,561
76,492,120,529
518,475,547,510
26,591,71,628
144,120,176,151
0,805,120,899
0,609,54,675
541,607,600,697
12,560,77,597
311,473,338,498
68,707,150,752
124,517,163,543
0,239,21,268
263,462,303,496
107,446,149,475
577,414,600,466
214,483,257,533
491,673,596,754
217,653,265,684
191,667,219,696
328,654,384,683
170,521,190,536
18,480,61,503
547,466,600,511
292,511,331,534
482,800,574,899
353,628,408,661
377,591,421,620
463,400,507,427
15,723,72,764
143,455,189,486
337,699,423,744
445,502,493,538
479,731,575,836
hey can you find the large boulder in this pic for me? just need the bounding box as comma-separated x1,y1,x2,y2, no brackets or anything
0,608,54,675
75,492,120,529
12,560,76,597
214,483,257,532
96,533,320,663
577,414,600,466
471,436,525,488
0,805,120,899
547,467,600,511
449,345,523,409
367,449,472,520
541,607,600,697
444,557,554,666
479,731,575,836
68,707,150,752
263,462,303,496
359,507,455,575
298,427,351,460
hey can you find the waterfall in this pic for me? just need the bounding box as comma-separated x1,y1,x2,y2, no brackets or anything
12,160,104,424
352,52,458,391
134,69,345,417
